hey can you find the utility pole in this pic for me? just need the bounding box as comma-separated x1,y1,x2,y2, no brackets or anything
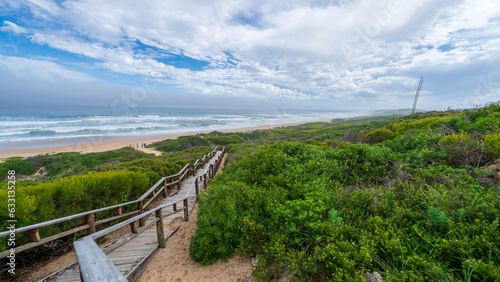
411,76,423,115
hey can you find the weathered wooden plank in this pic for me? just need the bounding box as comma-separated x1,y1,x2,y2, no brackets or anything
108,249,154,257
56,272,81,282
110,257,143,266
101,220,159,255
74,237,127,282
108,248,153,256
108,248,153,255
109,250,150,261
125,247,158,281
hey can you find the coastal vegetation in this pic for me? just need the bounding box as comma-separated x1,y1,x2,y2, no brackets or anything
0,147,193,267
189,103,500,281
0,103,498,280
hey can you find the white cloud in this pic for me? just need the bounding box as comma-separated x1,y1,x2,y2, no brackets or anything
2,0,500,107
0,21,29,35
26,0,60,17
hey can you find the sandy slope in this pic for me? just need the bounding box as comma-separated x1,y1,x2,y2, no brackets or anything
138,153,255,282
138,205,256,282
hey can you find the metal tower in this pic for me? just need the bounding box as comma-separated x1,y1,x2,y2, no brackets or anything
411,76,423,115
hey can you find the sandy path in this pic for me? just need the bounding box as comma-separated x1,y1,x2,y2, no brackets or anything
138,205,256,282
137,147,163,156
138,152,256,282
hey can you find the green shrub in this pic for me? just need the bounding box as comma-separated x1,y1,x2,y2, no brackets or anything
150,135,210,152
0,165,7,180
1,158,37,175
439,133,483,166
364,128,396,144
191,137,500,281
441,116,469,132
484,133,500,159
0,170,150,254
206,134,244,145
326,143,396,184
44,147,151,177
427,207,449,233
469,116,499,133
97,158,186,186
328,209,343,226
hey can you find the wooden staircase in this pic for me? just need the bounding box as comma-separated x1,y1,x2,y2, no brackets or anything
34,149,224,281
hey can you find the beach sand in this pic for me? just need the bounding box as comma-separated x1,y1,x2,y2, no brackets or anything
138,205,256,282
0,120,328,159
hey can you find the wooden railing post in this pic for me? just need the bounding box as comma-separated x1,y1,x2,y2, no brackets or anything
85,213,95,235
130,221,138,234
204,174,207,188
183,199,189,221
117,206,122,215
195,177,199,196
155,209,165,248
29,229,41,242
177,175,180,190
162,180,168,198
138,201,145,227
173,203,177,212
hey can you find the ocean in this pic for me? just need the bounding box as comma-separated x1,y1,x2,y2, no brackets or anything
0,104,357,150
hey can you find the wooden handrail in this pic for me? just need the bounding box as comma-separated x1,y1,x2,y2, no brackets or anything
137,176,169,201
161,163,190,180
74,147,225,281
74,237,127,282
0,146,221,259
88,147,225,241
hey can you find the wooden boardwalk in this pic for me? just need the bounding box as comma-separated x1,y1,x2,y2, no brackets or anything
41,151,223,282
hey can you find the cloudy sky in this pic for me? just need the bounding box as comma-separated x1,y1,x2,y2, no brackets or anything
0,0,499,112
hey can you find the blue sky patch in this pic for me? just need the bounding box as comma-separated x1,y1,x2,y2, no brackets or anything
231,10,265,28
133,40,210,71
413,45,433,50
155,53,210,71
438,44,455,52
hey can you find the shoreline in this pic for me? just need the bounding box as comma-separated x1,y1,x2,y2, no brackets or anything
0,120,328,159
